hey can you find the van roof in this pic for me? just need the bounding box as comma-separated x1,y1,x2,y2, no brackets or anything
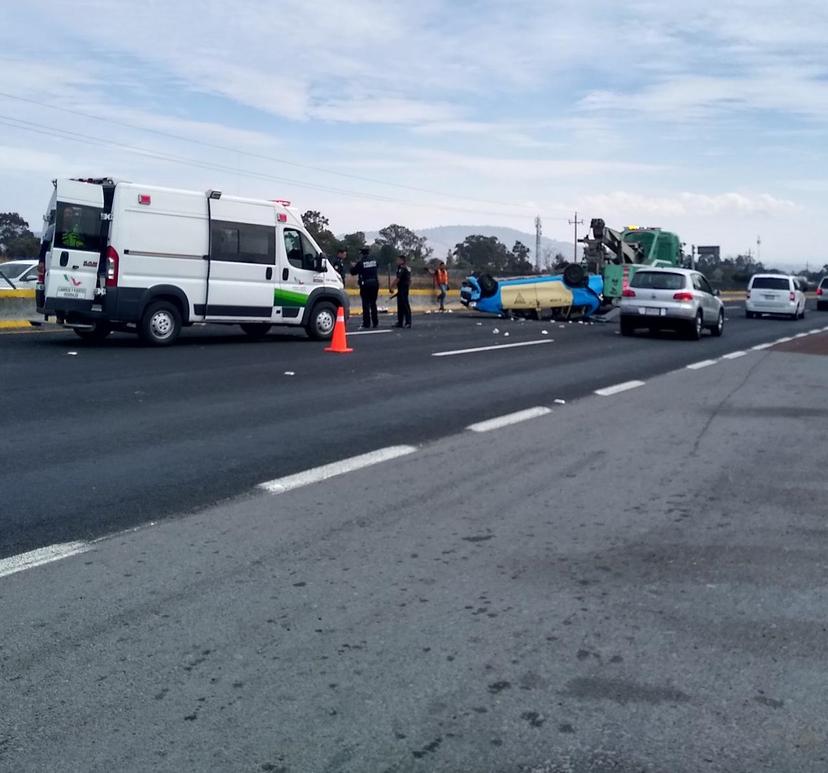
60,178,303,224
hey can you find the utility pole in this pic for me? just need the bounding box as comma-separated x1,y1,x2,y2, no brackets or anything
756,235,761,264
569,211,584,263
534,216,542,272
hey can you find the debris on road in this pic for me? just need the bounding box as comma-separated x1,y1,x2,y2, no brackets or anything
554,399,566,405
284,371,296,376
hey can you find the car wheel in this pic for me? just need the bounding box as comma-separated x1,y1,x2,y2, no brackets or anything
74,321,112,342
620,318,635,337
745,310,755,319
240,323,271,339
305,301,337,340
818,301,827,312
688,310,703,340
139,301,181,346
710,309,724,337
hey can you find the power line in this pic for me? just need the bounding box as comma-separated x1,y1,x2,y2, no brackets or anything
0,90,571,217
0,113,572,223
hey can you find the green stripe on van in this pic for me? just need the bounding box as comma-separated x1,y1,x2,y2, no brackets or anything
274,288,308,307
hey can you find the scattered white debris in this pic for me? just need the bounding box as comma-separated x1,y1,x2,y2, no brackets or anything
492,328,500,334
577,320,584,324
67,351,78,356
503,332,510,337
447,309,453,313
284,371,295,376
541,330,549,335
476,322,483,326
554,399,566,405
559,325,566,329
425,310,432,315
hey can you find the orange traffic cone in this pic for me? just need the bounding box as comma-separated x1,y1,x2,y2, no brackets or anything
324,306,353,353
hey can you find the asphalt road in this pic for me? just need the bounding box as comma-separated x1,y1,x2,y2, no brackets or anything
1,301,824,559
1,340,826,771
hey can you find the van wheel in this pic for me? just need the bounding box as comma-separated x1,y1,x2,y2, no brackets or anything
240,323,271,339
139,301,181,346
74,322,111,342
306,301,337,340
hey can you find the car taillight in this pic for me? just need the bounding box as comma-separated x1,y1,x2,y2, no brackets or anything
673,291,694,302
745,290,751,299
789,291,796,302
105,246,119,287
817,287,824,296
622,288,636,297
37,260,45,283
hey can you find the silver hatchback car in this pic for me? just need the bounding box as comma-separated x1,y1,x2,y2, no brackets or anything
619,267,725,340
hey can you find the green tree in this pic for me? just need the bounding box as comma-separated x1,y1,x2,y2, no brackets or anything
373,224,432,268
509,241,534,274
301,210,339,256
453,235,511,274
0,212,39,258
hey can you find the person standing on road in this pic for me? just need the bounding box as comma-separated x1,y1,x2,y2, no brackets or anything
392,254,412,328
331,248,347,285
350,247,380,329
433,261,449,312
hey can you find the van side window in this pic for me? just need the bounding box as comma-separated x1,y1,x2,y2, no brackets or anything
283,229,319,271
55,203,102,252
210,220,274,265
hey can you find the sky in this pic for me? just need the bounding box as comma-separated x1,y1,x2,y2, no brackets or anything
1,0,827,267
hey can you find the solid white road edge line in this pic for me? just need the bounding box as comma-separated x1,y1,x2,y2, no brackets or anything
686,359,717,370
751,342,774,351
776,337,793,343
594,380,646,397
808,328,822,335
721,350,747,359
258,445,418,494
432,340,553,357
349,329,392,336
467,406,552,433
0,541,90,580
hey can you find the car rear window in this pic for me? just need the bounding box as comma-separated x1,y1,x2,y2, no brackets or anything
630,271,685,290
751,276,790,290
0,261,32,278
820,278,828,289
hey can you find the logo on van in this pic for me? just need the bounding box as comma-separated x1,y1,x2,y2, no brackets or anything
64,274,83,287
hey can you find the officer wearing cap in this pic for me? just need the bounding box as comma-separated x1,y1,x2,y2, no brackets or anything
350,247,380,328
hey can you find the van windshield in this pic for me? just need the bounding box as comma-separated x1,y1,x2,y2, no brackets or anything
751,277,789,290
630,271,685,290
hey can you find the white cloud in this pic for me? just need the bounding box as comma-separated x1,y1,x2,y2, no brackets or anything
578,191,799,218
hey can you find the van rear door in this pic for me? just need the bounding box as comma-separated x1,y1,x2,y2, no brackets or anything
45,180,105,305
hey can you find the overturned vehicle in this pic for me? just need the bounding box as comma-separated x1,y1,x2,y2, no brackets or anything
460,264,604,319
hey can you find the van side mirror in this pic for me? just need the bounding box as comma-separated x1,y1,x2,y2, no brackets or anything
314,255,327,273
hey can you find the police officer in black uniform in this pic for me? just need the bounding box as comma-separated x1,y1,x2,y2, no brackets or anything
392,253,412,328
331,248,347,285
350,247,380,328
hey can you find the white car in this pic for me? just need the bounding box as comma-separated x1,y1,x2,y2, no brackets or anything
619,267,725,340
745,274,806,319
817,276,827,312
0,259,38,289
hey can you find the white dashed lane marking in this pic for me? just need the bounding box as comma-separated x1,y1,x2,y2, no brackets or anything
594,380,646,397
432,340,553,357
0,541,91,580
467,407,552,433
258,445,418,494
687,359,717,370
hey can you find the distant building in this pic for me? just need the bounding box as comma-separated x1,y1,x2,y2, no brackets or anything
697,245,720,261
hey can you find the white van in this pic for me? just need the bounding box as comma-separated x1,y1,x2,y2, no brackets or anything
745,273,806,320
36,178,347,345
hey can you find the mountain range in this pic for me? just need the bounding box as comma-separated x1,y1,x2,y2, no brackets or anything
363,225,577,262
